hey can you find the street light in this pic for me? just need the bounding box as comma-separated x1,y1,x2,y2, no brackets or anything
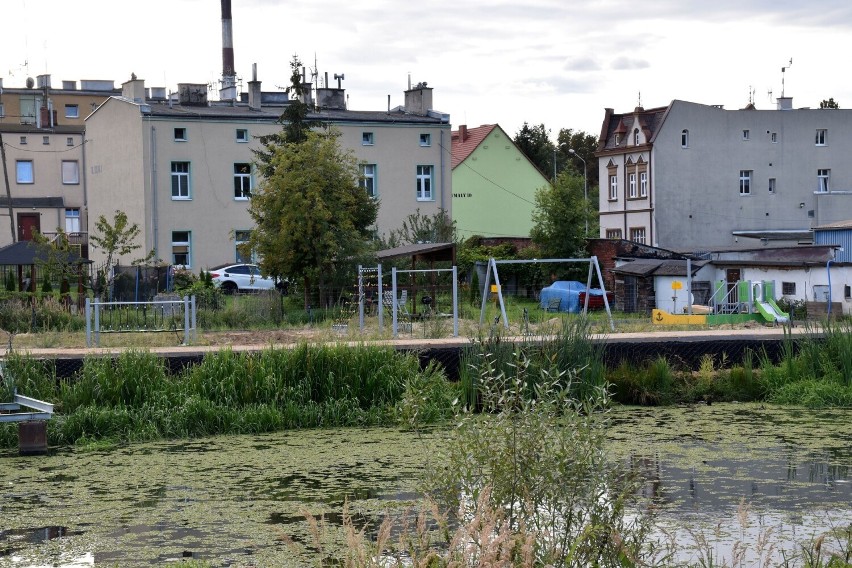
568,148,589,236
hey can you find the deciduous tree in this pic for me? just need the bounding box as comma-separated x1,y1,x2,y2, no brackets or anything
248,129,378,308
529,172,590,259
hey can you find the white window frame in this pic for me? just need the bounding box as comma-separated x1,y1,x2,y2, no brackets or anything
171,231,191,267
16,160,34,184
66,137,74,147
171,162,191,199
606,229,622,239
416,165,433,201
360,164,377,198
235,230,253,263
233,163,252,200
768,178,776,194
61,160,80,185
19,136,27,145
739,170,751,195
771,132,778,143
640,171,648,197
742,129,750,141
174,127,188,142
236,129,249,143
65,208,81,233
818,169,830,193
419,133,431,147
628,172,637,198
633,129,640,145
681,129,688,148
629,227,647,244
815,129,827,146
42,136,50,145
65,104,79,119
608,174,618,200
362,132,374,146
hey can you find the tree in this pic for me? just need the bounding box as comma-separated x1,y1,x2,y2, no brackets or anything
385,208,456,247
529,172,590,259
248,129,378,308
820,98,840,109
89,210,153,297
555,128,600,189
253,54,316,178
513,122,555,179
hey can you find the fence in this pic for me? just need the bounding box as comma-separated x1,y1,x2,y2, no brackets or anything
85,295,197,347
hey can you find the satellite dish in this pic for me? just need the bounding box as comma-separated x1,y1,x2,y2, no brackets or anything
25,77,34,89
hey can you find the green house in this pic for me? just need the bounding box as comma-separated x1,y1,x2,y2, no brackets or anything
451,124,550,241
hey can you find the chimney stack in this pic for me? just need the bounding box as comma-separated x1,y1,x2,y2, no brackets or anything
458,125,467,142
248,63,262,111
219,0,238,101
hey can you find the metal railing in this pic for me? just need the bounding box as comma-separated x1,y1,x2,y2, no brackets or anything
85,295,196,347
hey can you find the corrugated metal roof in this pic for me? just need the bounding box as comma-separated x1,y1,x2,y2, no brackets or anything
613,259,707,277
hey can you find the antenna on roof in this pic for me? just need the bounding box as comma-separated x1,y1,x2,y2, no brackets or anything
781,58,792,98
637,91,642,107
749,86,755,105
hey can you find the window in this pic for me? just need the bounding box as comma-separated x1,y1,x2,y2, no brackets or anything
609,174,618,200
768,178,776,194
771,132,778,143
233,163,251,200
818,169,830,193
815,129,827,146
0,102,4,117
66,137,74,147
628,173,637,198
782,282,796,295
360,164,377,198
65,104,79,119
419,133,431,147
65,209,81,233
235,230,252,263
681,129,689,148
742,129,750,141
416,165,433,200
614,133,621,145
640,171,648,197
633,129,640,145
16,160,33,184
19,136,27,145
236,129,248,143
606,229,622,239
174,127,187,141
42,136,50,145
845,285,851,300
739,170,751,195
171,162,190,199
61,161,80,185
171,231,191,267
629,227,646,244
362,132,374,145
19,95,36,124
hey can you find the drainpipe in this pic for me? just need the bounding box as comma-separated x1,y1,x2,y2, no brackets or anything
439,129,445,211
826,259,833,316
150,125,158,259
81,133,88,227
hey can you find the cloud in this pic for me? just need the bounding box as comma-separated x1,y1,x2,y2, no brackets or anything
610,57,651,70
564,57,601,72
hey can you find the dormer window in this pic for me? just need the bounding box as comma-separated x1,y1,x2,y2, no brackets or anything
681,129,689,148
633,129,640,146
615,133,621,145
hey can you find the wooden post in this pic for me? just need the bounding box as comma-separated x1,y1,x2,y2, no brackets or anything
18,421,48,455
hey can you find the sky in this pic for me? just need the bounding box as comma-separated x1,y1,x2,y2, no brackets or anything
3,0,852,139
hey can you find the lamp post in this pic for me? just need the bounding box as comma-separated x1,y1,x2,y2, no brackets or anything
568,148,588,236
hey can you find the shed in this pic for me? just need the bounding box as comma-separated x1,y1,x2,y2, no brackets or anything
0,240,90,293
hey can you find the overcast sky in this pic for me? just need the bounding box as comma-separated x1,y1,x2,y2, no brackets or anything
3,0,852,139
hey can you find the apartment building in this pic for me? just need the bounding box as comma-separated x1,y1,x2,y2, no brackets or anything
0,75,119,254
84,75,452,269
596,98,852,251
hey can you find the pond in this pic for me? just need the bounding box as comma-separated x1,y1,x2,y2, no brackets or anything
1,403,850,567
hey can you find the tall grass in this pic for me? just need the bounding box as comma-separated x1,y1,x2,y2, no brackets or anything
0,345,458,448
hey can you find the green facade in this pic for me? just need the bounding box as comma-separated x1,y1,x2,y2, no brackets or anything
452,127,549,241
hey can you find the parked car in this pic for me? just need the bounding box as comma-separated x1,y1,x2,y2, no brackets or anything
208,263,282,294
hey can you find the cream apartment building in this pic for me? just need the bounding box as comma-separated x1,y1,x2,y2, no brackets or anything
84,76,452,270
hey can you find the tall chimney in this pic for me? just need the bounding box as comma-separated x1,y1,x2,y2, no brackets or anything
248,63,262,111
220,0,238,101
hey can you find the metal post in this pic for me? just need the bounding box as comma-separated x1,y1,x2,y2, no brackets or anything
94,297,101,347
452,266,458,337
191,295,197,342
85,297,91,347
391,268,398,338
377,264,384,332
358,265,365,331
183,295,189,345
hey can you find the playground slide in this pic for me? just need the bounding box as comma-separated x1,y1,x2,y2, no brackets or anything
755,301,789,324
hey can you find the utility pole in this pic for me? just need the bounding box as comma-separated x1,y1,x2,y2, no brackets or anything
0,133,17,243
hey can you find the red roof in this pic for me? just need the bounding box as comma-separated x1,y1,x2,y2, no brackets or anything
451,124,496,169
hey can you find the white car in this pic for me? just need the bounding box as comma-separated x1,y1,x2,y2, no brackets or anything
209,263,280,294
